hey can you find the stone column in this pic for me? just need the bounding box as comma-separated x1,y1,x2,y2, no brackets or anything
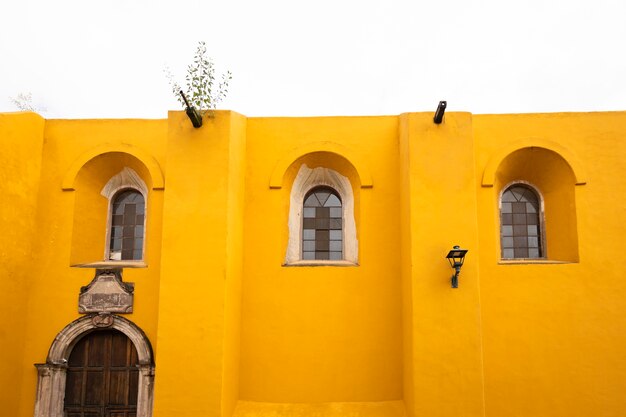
33,363,67,417
137,364,156,417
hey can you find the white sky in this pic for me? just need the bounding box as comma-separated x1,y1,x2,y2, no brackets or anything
1,0,625,119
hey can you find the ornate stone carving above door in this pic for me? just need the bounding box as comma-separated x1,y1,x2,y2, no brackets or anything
78,269,134,314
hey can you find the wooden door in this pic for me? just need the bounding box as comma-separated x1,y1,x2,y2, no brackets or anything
64,330,139,417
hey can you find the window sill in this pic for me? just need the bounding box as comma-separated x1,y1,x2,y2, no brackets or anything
283,260,359,267
71,261,147,269
498,259,574,265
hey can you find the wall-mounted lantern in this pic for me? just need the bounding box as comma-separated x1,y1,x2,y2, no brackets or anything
433,100,447,124
179,90,203,128
446,245,468,288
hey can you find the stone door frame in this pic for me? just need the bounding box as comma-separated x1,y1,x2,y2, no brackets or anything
33,314,155,417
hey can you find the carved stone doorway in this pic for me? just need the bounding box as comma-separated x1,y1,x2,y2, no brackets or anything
34,315,154,417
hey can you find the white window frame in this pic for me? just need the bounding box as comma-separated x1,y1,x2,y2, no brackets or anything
101,167,148,261
285,164,358,265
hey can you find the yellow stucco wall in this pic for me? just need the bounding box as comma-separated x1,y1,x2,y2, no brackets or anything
473,112,626,417
0,109,625,417
399,112,485,417
240,116,402,403
2,117,167,416
0,112,45,417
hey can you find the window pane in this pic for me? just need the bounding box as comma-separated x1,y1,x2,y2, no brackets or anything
511,188,525,201
304,194,320,207
125,203,136,217
513,225,526,236
111,226,122,238
325,195,341,207
500,184,543,259
512,202,526,213
330,207,341,217
514,247,529,258
513,214,526,224
317,207,330,218
329,219,342,230
315,240,329,251
329,251,342,260
329,241,342,251
315,218,330,229
301,187,343,261
521,189,538,204
513,236,527,248
110,190,145,260
502,190,516,202
315,251,330,260
316,192,330,205
317,230,329,241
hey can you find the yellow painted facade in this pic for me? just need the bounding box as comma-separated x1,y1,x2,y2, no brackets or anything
0,109,625,417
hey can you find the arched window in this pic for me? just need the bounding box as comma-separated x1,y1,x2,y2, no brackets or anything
285,164,357,265
109,189,145,261
302,186,343,260
500,183,544,259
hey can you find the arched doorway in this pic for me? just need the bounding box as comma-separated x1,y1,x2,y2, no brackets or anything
34,314,154,417
64,329,139,417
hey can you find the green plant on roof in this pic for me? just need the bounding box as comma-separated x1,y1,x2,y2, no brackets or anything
166,41,232,118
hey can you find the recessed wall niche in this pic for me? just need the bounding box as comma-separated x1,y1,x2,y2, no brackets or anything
69,152,152,265
494,147,579,262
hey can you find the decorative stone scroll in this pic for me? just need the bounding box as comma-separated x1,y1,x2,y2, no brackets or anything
78,269,134,313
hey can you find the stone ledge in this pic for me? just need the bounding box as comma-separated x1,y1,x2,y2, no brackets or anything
71,261,147,268
283,260,358,267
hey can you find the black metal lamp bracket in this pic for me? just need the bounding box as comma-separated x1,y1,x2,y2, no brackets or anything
179,90,203,128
